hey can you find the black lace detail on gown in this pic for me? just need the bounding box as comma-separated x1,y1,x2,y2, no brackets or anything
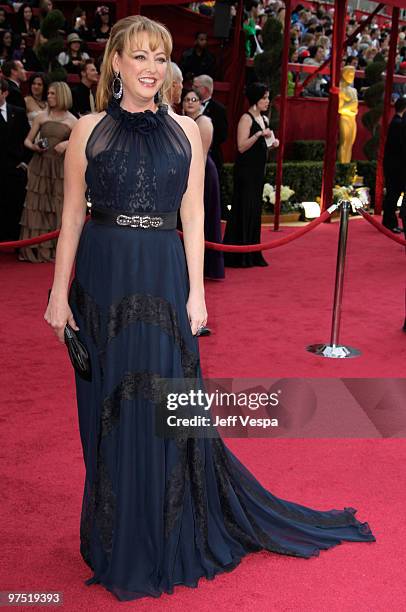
69,278,102,350
79,450,116,564
186,439,225,568
163,443,189,538
79,477,96,569
69,279,201,563
101,372,168,438
107,293,199,378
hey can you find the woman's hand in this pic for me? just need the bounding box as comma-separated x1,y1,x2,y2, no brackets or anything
186,292,208,336
31,143,47,153
272,138,280,148
44,293,79,343
261,128,273,138
54,142,67,155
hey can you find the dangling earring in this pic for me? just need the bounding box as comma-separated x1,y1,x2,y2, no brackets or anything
112,70,123,99
154,87,164,105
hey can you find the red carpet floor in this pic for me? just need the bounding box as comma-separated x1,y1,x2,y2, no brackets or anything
0,219,405,611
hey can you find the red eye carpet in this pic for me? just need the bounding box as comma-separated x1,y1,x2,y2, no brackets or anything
0,219,405,611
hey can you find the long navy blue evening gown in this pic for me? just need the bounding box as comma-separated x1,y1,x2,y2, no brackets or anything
68,98,375,602
203,153,225,280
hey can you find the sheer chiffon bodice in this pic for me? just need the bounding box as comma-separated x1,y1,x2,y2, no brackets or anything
85,98,191,213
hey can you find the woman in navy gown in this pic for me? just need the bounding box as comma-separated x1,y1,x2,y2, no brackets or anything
182,88,224,280
44,16,375,603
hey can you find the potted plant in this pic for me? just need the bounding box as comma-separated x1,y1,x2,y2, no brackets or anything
262,183,301,222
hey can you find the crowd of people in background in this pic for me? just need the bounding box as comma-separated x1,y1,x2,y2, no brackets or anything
2,2,406,98
1,0,406,269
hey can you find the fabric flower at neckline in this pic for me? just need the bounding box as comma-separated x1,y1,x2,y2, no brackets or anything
106,98,168,134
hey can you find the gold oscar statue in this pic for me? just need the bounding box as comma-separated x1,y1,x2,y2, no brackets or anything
338,65,359,163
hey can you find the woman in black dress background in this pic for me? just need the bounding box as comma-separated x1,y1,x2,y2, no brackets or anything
223,82,279,267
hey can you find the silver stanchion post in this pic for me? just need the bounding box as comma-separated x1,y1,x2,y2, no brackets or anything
306,199,361,358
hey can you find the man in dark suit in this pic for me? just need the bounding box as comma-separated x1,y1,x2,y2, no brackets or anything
1,60,27,110
71,60,99,118
0,77,31,241
179,32,216,81
382,96,406,234
193,74,228,217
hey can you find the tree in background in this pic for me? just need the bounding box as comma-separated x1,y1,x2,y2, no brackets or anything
36,10,67,81
252,16,283,131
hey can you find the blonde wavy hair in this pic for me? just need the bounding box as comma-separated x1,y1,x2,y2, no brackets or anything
48,81,72,111
96,15,173,111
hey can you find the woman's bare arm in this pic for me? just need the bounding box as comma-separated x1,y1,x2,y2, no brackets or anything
171,112,207,333
237,113,262,154
24,112,45,151
195,114,213,162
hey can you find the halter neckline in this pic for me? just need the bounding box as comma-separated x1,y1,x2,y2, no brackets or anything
106,97,168,133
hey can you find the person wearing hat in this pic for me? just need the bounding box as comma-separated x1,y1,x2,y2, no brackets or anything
57,32,89,74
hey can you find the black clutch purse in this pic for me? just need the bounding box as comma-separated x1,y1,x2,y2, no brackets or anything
47,289,92,381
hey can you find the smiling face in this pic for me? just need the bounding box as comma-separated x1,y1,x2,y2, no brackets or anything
182,92,201,116
112,34,168,105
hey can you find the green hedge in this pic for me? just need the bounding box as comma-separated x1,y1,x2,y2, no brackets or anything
221,161,356,209
291,140,325,161
221,160,377,210
356,160,377,204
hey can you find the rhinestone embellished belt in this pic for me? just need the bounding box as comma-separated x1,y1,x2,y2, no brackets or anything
91,207,178,230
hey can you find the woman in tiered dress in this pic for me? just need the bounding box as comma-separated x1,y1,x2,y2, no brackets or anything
19,81,76,262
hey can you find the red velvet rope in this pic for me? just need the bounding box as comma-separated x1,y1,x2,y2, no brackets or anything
358,210,406,247
179,209,332,252
0,210,333,253
0,228,62,251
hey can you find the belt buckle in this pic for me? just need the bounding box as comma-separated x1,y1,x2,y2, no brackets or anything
116,214,132,227
116,214,164,228
151,216,164,228
140,216,150,228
